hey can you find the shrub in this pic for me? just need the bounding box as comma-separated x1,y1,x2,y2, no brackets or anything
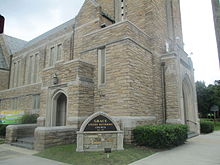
200,121,214,133
20,113,39,124
133,124,188,148
0,124,8,137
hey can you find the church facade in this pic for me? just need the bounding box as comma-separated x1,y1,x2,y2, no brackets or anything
0,0,199,144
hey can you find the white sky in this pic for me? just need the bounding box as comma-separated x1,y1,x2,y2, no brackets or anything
0,0,219,85
180,0,220,85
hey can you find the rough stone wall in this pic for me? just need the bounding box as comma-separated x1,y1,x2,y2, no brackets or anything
160,47,199,134
126,40,154,116
41,60,77,87
6,124,37,143
78,21,154,117
79,42,130,117
126,0,183,53
34,126,77,151
171,0,184,47
161,54,181,121
96,0,115,19
39,59,94,128
0,70,9,90
126,0,165,52
75,0,100,28
0,84,41,112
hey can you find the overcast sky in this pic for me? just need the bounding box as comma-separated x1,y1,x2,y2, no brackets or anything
0,0,219,85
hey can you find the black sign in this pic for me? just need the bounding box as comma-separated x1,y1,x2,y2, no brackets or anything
84,115,117,131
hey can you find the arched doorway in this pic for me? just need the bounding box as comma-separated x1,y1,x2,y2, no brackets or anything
52,92,67,126
182,76,196,132
56,93,67,126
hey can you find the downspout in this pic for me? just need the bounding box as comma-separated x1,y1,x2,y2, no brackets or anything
161,62,167,124
8,54,13,89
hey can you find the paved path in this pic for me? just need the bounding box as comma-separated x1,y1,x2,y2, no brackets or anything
130,131,220,165
0,144,69,165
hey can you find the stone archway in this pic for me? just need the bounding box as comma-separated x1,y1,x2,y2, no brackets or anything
182,76,196,132
52,91,67,126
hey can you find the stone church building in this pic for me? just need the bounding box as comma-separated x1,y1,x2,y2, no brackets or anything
0,0,199,149
212,0,220,66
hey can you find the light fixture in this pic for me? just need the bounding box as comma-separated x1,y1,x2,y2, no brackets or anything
52,73,58,85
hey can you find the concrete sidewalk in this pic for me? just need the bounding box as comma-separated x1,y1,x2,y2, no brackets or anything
129,131,220,165
0,144,69,165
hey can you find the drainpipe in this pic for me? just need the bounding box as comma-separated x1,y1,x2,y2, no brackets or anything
161,62,167,124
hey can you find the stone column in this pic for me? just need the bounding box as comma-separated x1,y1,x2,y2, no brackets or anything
76,132,84,152
117,131,124,150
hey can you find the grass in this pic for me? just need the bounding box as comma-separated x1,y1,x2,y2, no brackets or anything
35,144,155,165
214,121,220,131
200,118,220,131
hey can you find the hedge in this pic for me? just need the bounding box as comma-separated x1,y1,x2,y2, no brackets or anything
133,124,188,148
200,121,214,133
0,124,8,137
20,114,39,124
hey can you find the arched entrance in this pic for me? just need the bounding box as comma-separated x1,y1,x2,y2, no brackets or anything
182,76,196,132
52,92,67,126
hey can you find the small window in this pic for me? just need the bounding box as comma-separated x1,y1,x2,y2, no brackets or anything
33,95,40,110
33,53,39,83
16,61,20,87
98,48,106,85
12,62,17,87
49,47,55,66
28,56,33,84
57,44,62,61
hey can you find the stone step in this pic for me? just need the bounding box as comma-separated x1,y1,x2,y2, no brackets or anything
10,137,35,150
17,137,34,145
11,142,34,150
188,132,199,139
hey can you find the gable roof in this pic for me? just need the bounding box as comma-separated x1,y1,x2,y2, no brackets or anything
22,18,75,50
0,34,27,69
3,35,27,54
0,45,7,69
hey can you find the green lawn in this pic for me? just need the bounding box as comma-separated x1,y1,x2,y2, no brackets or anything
35,144,155,165
214,121,220,131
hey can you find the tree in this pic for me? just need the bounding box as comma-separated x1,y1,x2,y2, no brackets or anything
196,81,209,117
195,81,220,118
